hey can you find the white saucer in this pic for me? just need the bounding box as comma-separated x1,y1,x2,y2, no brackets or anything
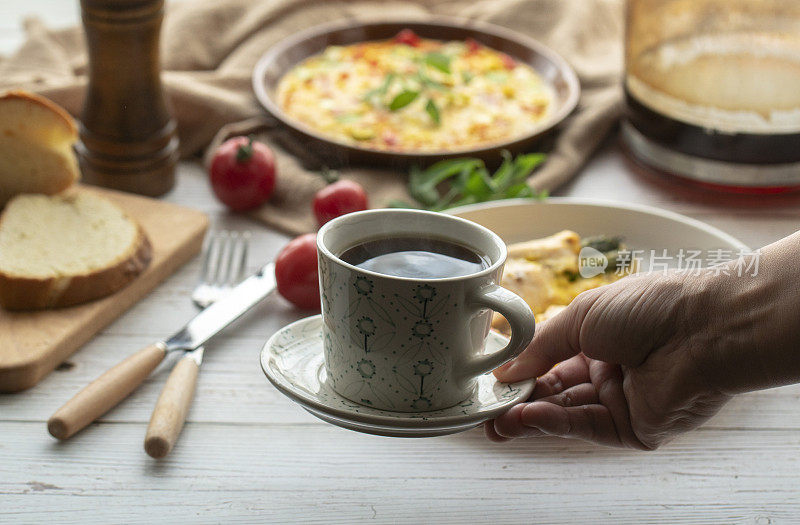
260,315,535,438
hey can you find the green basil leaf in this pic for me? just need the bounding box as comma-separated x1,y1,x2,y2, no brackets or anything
490,151,515,191
504,183,534,199
416,70,447,90
447,194,479,209
508,153,546,185
432,186,462,211
581,236,623,253
512,153,546,179
463,168,494,200
409,159,482,206
388,90,419,111
409,165,438,206
424,52,451,74
386,199,418,209
405,154,546,211
362,73,396,102
425,99,441,125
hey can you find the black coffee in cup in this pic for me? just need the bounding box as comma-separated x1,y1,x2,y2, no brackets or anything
340,236,489,279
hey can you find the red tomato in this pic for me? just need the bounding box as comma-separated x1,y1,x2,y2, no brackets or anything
312,180,369,227
500,53,517,70
394,29,421,47
275,233,320,310
465,38,482,54
209,136,276,211
382,131,397,147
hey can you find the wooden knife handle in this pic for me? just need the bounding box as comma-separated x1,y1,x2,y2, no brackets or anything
47,343,167,440
144,354,199,458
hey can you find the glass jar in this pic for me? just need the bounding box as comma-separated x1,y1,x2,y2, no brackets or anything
623,0,800,191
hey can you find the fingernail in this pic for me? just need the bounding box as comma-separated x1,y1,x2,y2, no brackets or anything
494,362,515,378
496,361,513,372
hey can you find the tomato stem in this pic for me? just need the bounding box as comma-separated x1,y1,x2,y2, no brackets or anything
236,136,255,163
320,166,340,185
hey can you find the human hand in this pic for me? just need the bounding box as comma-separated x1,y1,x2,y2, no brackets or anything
485,271,733,450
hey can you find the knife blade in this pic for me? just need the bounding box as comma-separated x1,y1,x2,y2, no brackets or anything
162,262,276,351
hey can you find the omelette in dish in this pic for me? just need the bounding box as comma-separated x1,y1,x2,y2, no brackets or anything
493,230,634,334
276,29,553,153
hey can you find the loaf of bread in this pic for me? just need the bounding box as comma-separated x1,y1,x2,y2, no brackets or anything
0,91,80,207
0,191,152,310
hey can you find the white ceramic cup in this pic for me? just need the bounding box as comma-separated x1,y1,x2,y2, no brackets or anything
316,209,535,412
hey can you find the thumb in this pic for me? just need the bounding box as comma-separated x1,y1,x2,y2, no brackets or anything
493,289,600,383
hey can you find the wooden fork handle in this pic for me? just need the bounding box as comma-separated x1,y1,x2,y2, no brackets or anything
47,343,168,440
144,354,199,458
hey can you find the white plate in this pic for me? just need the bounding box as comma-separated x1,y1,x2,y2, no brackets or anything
260,315,535,438
447,198,748,270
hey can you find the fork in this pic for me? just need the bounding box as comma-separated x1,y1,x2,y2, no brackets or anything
144,231,249,458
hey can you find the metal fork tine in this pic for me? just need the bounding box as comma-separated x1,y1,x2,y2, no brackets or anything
236,232,250,282
223,232,240,287
214,232,232,287
202,233,221,285
225,235,240,287
198,233,212,283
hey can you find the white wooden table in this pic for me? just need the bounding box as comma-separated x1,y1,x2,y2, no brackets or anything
3,6,800,524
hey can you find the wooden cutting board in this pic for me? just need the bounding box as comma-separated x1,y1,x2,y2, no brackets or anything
0,186,209,392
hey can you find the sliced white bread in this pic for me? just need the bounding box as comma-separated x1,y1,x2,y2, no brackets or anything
0,191,151,310
0,91,80,207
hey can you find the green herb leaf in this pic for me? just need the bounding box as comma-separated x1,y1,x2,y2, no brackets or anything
335,113,361,124
581,236,623,253
409,159,482,206
416,70,447,90
463,168,494,200
504,182,534,199
491,150,515,191
386,199,418,209
405,152,548,211
424,52,451,74
461,71,474,84
388,90,419,111
425,99,440,125
447,194,479,209
512,153,546,181
362,73,396,102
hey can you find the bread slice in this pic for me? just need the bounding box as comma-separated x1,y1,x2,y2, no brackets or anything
0,91,80,207
0,191,151,310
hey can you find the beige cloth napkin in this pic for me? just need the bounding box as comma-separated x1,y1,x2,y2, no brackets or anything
0,0,623,234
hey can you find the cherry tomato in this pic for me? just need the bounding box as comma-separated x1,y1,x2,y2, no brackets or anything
394,29,421,47
381,131,397,147
275,233,320,310
209,136,276,211
465,38,482,54
312,180,369,227
500,53,517,70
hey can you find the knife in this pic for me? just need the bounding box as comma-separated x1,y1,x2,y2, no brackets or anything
47,262,277,440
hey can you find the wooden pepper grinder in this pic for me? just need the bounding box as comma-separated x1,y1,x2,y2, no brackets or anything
76,0,178,197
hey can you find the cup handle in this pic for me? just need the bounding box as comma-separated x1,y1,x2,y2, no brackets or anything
461,283,535,380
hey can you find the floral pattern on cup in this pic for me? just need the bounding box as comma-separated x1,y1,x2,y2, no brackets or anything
323,269,465,411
